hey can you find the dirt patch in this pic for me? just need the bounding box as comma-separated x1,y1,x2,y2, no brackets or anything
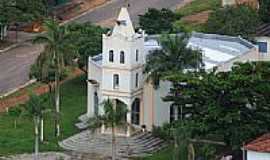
181,10,212,25
0,68,83,113
59,0,110,21
176,0,194,9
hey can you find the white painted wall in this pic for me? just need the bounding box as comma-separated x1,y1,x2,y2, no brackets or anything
153,81,172,127
88,58,102,83
247,150,270,160
256,36,270,61
222,0,236,6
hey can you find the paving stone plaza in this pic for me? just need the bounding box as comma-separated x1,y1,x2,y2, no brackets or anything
59,130,167,160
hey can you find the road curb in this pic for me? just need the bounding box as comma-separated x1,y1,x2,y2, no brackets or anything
61,0,114,25
0,79,37,99
0,43,20,54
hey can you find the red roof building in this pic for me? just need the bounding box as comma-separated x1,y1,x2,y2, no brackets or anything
244,134,270,153
244,134,270,160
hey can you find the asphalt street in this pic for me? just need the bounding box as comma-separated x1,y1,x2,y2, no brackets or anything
74,0,184,25
0,0,184,95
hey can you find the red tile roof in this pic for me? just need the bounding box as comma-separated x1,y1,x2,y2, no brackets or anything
244,133,270,153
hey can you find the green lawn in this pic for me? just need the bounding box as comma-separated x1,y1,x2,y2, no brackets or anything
135,146,174,160
0,75,87,156
177,0,221,17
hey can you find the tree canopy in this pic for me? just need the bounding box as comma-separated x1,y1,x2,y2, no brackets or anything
206,5,261,39
144,34,203,88
66,23,106,73
139,8,179,34
259,0,270,23
0,0,47,25
165,62,270,150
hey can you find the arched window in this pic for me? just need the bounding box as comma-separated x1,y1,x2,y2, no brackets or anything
109,50,114,62
131,98,140,125
120,51,125,64
113,74,119,89
136,49,139,62
135,73,139,88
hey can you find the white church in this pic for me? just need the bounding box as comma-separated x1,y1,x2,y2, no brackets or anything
85,7,260,136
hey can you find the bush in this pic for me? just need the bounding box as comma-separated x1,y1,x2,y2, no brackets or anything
206,5,261,39
30,63,68,83
139,8,180,34
152,123,173,140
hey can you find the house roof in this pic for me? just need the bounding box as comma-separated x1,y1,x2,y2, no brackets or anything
256,23,270,37
145,32,255,70
244,133,270,153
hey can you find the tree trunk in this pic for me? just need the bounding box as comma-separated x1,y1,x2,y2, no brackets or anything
40,118,44,142
112,125,116,160
34,116,40,160
55,56,61,137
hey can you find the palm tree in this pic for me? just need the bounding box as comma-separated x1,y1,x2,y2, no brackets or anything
25,94,48,160
88,99,128,160
144,34,204,88
33,19,77,137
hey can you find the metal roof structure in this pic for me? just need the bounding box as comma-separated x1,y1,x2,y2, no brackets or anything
91,32,256,70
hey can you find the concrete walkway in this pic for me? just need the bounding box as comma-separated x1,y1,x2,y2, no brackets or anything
59,130,167,159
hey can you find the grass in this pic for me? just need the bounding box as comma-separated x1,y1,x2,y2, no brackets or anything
0,75,87,156
135,146,174,160
177,0,221,17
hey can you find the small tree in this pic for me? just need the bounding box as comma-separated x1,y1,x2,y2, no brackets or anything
24,94,48,160
144,34,203,88
88,99,128,160
139,8,179,34
7,106,24,129
33,19,77,137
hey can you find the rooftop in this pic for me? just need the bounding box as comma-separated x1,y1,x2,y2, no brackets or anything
256,23,270,37
91,33,256,70
145,32,255,69
244,133,270,153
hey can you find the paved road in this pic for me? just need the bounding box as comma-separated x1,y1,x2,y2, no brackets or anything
0,0,184,95
75,0,184,25
0,43,43,95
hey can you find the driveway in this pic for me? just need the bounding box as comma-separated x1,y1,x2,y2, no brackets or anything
0,0,184,95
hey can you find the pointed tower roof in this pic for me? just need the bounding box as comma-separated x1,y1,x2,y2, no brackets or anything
112,7,135,37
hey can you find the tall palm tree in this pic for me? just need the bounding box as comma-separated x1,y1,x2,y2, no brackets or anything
144,34,204,88
89,99,128,160
33,19,77,137
25,94,48,160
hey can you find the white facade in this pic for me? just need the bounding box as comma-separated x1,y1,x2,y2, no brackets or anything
222,0,236,6
256,36,270,61
87,7,259,134
247,150,270,160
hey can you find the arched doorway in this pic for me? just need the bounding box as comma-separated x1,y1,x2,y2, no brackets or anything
94,92,99,116
131,98,140,125
115,99,127,122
